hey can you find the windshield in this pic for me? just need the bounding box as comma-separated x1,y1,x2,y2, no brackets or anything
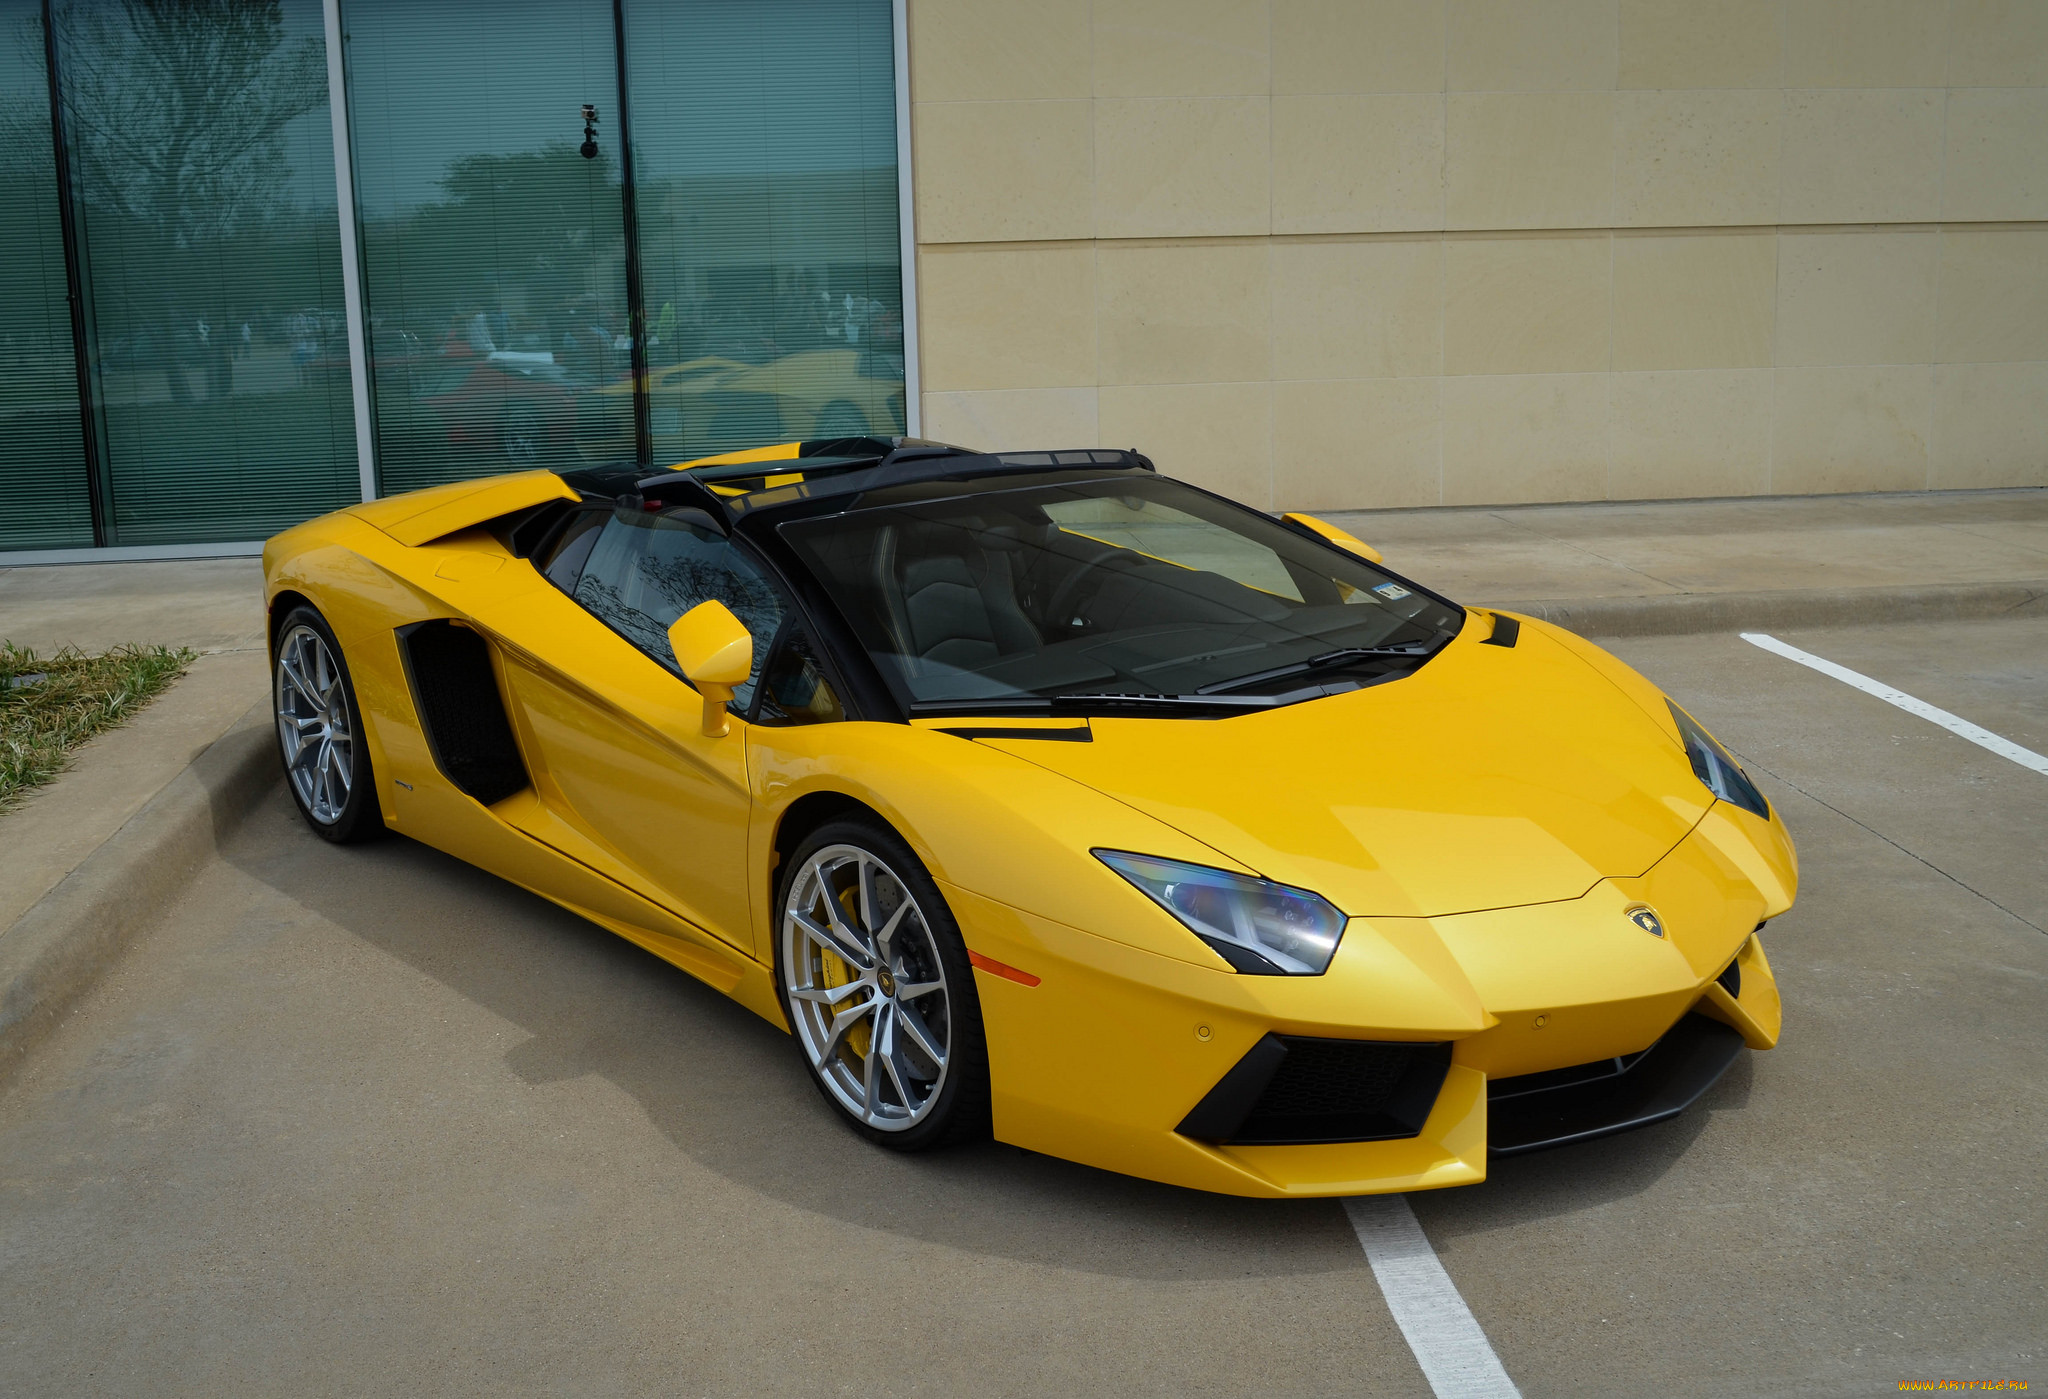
778,475,1462,712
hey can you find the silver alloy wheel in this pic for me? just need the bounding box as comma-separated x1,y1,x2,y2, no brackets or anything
781,844,952,1131
274,623,354,826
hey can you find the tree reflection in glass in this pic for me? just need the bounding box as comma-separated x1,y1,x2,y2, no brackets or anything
47,0,358,544
0,0,92,549
344,0,636,494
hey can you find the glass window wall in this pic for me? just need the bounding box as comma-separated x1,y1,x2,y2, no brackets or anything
0,0,91,551
343,0,636,495
55,0,361,545
0,0,906,555
624,0,903,460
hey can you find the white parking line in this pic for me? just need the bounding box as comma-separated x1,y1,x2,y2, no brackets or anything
1344,1194,1521,1399
1740,633,2048,776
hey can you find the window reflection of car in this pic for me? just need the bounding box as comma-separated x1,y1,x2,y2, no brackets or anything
405,350,588,468
587,346,907,456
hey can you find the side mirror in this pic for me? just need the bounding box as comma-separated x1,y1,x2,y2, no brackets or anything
1281,512,1384,564
667,599,753,737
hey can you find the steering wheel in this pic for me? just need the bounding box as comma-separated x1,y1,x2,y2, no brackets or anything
1044,544,1147,633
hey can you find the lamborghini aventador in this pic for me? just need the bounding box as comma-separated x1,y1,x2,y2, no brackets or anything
262,436,1793,1197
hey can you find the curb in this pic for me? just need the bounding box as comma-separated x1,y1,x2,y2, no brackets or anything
0,699,278,1081
1497,579,2048,639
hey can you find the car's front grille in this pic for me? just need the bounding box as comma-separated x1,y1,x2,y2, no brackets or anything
1178,1035,1451,1146
1251,1038,1413,1119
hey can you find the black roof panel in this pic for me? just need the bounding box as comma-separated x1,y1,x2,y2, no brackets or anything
554,440,1156,530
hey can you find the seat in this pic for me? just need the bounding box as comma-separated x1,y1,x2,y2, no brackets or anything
901,550,1038,670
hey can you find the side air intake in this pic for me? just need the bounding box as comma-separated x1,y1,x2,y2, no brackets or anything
397,620,529,806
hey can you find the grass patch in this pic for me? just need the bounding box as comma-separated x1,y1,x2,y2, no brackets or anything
0,642,194,813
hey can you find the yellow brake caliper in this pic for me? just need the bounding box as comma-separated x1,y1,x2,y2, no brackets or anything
818,885,873,1062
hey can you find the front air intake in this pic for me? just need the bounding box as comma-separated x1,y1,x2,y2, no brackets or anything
1177,1035,1451,1146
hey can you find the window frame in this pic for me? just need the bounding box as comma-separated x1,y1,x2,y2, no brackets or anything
530,499,868,729
530,502,610,593
743,613,854,729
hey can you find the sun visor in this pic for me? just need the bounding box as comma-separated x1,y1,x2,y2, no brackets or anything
347,470,578,547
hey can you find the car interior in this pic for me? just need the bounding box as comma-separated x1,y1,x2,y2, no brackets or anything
781,480,1459,704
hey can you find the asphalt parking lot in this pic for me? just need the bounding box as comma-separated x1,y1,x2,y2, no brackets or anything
2,616,2042,1398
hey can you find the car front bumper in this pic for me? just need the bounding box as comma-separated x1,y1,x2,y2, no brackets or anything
947,813,1788,1198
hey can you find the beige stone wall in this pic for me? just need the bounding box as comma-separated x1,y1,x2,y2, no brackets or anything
907,0,2048,508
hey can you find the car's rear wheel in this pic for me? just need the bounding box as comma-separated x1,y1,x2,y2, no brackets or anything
776,817,989,1150
273,606,382,844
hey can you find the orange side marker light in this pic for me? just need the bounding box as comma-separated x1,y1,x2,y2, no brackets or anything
967,950,1041,987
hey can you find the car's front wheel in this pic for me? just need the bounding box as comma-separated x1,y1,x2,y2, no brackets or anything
273,605,382,844
776,817,990,1150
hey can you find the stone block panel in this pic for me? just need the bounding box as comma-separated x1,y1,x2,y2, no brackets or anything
1441,373,1610,505
918,245,1097,391
1443,236,1612,377
1770,365,1933,494
1271,239,1443,380
1447,0,1619,92
1099,381,1275,505
1612,232,1776,371
1092,0,1271,98
1272,0,1446,94
1274,378,1442,510
1097,242,1271,386
1094,96,1271,238
910,0,1092,103
1609,369,1774,500
1774,231,1938,368
1273,94,1443,234
915,101,1095,244
1445,92,1614,231
1618,0,1783,89
1932,361,2048,489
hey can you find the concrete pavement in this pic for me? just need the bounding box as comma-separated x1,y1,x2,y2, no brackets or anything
0,557,265,655
0,613,2041,1396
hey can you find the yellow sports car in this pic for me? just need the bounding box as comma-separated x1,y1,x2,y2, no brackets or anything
263,437,1793,1197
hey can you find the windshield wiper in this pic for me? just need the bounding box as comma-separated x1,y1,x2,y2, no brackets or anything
909,691,1275,718
1193,640,1443,695
1055,691,1273,710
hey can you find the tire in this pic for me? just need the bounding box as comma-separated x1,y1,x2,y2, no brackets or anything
272,605,383,844
775,815,991,1151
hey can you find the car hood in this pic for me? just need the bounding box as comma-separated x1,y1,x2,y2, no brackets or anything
986,619,1713,918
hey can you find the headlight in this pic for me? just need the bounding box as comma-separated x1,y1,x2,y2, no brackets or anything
1094,850,1346,975
1669,701,1770,820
